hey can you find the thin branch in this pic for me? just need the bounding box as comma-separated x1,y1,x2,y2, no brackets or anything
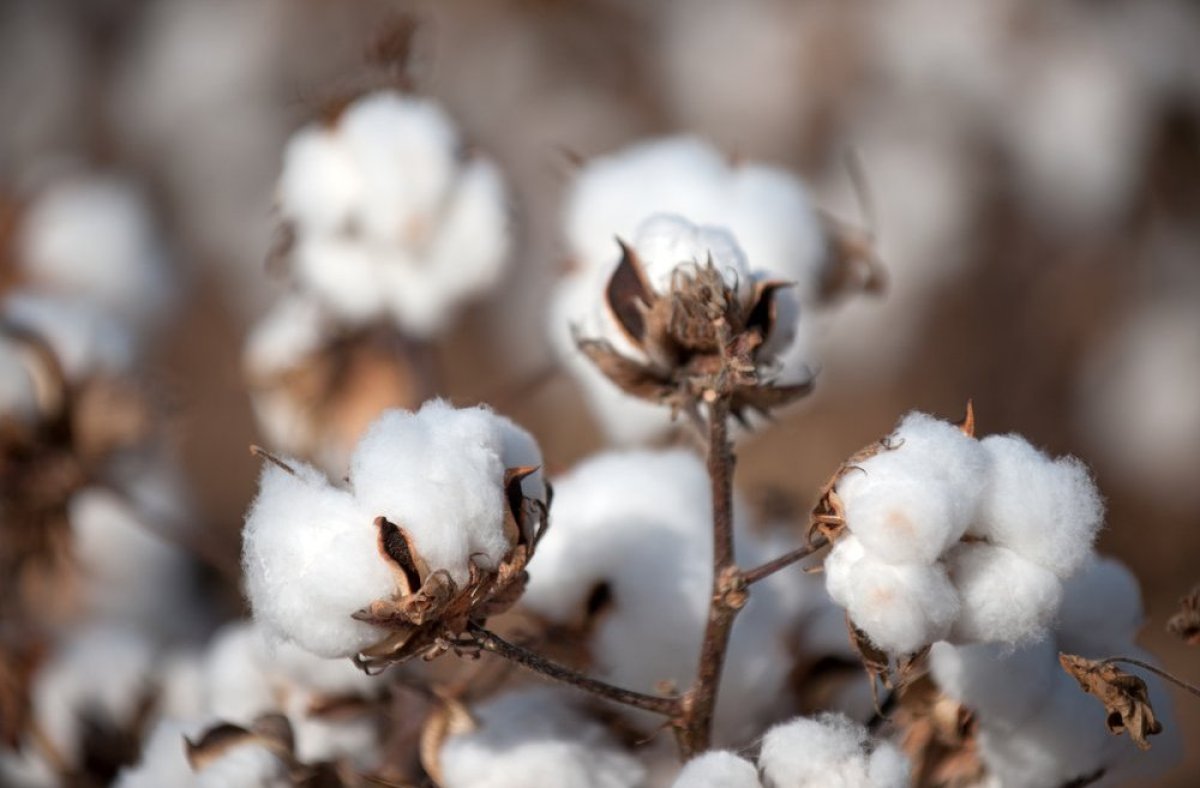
465,622,681,717
1102,657,1200,700
741,534,830,586
678,394,742,756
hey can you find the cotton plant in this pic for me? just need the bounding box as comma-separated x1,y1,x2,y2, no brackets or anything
242,399,548,667
812,407,1105,662
549,135,880,444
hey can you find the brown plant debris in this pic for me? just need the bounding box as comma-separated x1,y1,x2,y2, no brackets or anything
576,240,813,422
1166,585,1200,646
351,468,549,671
892,675,984,788
418,691,476,786
1059,653,1163,750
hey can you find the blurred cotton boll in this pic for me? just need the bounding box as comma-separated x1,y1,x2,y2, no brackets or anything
671,750,761,788
758,712,910,788
278,91,512,338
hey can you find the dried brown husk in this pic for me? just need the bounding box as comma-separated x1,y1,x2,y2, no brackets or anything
1059,653,1163,750
892,675,984,788
1166,585,1200,646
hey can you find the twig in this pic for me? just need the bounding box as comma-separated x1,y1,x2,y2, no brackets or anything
465,622,681,717
677,394,743,756
1102,657,1200,700
741,534,830,586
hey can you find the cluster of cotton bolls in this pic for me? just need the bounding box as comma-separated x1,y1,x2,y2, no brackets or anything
672,713,910,788
822,411,1105,655
548,135,859,445
274,89,511,338
242,398,544,659
521,448,846,746
929,557,1181,787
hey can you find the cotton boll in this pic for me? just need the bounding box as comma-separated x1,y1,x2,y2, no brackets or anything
439,688,645,788
291,235,391,325
946,543,1062,645
195,742,290,788
843,554,960,654
1056,555,1144,656
202,622,276,724
32,624,157,768
928,640,1058,726
632,213,754,306
282,689,380,767
838,472,962,566
243,295,328,378
267,637,380,699
888,412,990,499
759,713,870,788
17,174,172,331
823,534,867,608
494,414,547,504
114,718,203,788
4,293,134,380
348,401,510,583
157,652,206,720
672,751,761,788
242,460,393,658
277,124,363,236
976,435,1104,577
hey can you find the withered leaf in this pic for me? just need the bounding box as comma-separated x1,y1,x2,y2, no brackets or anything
576,338,674,401
604,240,654,345
1059,653,1163,750
1166,585,1200,646
848,619,892,710
743,280,792,344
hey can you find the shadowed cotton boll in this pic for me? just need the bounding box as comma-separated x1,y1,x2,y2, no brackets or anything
758,713,910,788
842,552,960,654
671,751,761,788
278,91,511,338
945,543,1062,645
438,688,644,788
3,293,134,381
113,718,206,788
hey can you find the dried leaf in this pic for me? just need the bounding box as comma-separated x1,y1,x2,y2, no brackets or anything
1059,654,1163,750
604,239,654,346
1166,585,1200,646
575,338,674,402
419,693,476,787
848,619,892,709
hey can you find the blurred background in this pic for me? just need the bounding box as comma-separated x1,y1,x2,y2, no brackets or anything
2,0,1198,784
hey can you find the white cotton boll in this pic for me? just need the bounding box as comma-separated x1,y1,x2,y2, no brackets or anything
1056,555,1144,656
68,487,197,637
0,335,39,422
632,213,754,306
928,640,1058,726
157,652,206,720
243,294,328,377
114,718,203,788
823,534,867,609
284,688,381,767
291,235,391,325
866,742,912,788
202,622,276,724
277,124,363,236
439,688,645,788
672,751,761,788
975,434,1104,577
838,472,962,566
4,293,134,380
888,412,990,498
32,624,157,768
494,414,547,504
844,554,960,654
339,93,458,244
946,543,1062,645
17,174,172,331
242,460,394,658
267,636,380,698
195,742,290,788
759,713,870,788
349,400,511,583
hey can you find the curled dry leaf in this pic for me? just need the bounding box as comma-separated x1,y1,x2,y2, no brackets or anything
185,713,296,773
352,467,549,672
1059,653,1163,751
1166,585,1200,646
578,240,812,419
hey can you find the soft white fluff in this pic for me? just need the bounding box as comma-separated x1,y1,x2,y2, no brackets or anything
975,434,1104,577
759,713,909,788
349,400,544,585
32,624,157,768
278,91,510,337
945,543,1062,645
17,173,172,332
632,213,754,305
243,294,328,377
194,742,291,788
1055,556,1144,656
929,640,1059,726
242,459,393,658
523,449,792,744
3,293,134,380
841,552,961,655
114,718,203,788
672,751,761,788
438,688,644,788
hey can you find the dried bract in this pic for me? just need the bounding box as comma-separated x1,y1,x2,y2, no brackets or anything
1059,653,1163,750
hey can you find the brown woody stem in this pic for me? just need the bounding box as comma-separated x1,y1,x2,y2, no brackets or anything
677,393,742,757
465,622,681,716
741,533,830,586
1102,657,1200,700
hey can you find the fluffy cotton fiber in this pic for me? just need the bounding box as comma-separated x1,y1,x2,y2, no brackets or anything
758,713,910,788
672,751,761,788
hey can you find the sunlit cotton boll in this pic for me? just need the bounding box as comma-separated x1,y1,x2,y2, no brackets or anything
242,458,393,658
945,542,1062,645
438,688,644,788
17,173,173,334
671,751,761,788
974,434,1104,578
631,213,755,306
841,550,961,655
348,400,544,586
278,91,510,338
758,713,910,788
